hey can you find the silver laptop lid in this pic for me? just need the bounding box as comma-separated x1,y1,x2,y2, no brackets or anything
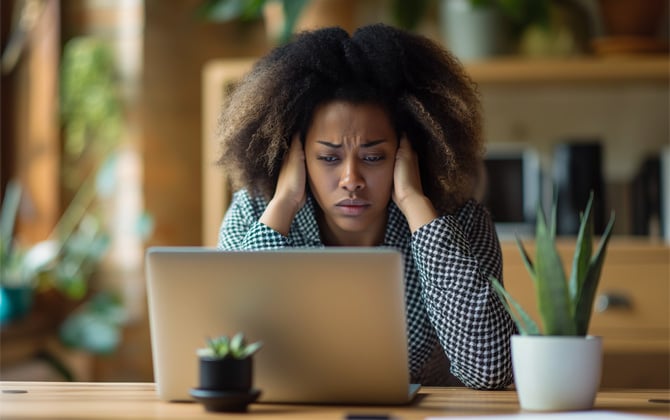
145,247,413,404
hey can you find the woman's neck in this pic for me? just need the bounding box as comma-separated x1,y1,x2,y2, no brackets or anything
316,211,387,247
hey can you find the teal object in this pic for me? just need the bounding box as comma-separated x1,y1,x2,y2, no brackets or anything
0,286,33,325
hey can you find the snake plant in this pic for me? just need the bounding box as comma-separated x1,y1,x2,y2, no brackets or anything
490,192,615,336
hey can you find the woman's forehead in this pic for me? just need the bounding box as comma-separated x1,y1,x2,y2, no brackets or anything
310,100,393,128
305,102,395,146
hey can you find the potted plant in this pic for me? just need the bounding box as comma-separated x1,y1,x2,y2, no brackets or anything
0,181,55,324
190,332,263,412
196,0,352,45
490,192,615,411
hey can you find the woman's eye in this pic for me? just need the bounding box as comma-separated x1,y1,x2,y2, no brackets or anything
317,155,339,163
363,155,385,162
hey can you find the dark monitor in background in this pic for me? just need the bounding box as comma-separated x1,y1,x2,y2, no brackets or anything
481,147,541,239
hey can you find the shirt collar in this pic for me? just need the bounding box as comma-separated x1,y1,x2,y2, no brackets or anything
292,193,411,248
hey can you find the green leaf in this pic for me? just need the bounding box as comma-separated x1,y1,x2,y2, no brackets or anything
241,340,263,358
498,0,525,21
59,292,125,355
230,331,245,356
203,333,262,359
0,180,21,252
279,0,311,44
489,277,540,335
390,0,431,30
196,347,215,358
195,0,264,22
53,269,87,300
515,235,535,280
60,312,120,355
549,186,558,239
574,210,615,335
209,335,230,357
535,205,575,335
568,192,594,309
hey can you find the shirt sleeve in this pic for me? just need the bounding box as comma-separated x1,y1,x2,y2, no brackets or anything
218,190,289,250
411,200,515,390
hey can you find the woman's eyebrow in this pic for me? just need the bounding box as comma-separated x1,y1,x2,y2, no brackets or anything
316,140,341,148
315,139,388,148
361,139,387,148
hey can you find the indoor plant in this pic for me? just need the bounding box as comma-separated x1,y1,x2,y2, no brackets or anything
197,0,313,44
190,332,263,412
490,192,615,411
0,181,55,324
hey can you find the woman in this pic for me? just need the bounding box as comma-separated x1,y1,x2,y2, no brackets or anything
216,23,515,389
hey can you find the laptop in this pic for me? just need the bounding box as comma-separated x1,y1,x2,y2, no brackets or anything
145,247,421,405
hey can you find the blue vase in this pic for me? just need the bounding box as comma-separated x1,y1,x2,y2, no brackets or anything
0,286,33,325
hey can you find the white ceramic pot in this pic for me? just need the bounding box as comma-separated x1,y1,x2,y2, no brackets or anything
511,335,602,411
439,0,512,61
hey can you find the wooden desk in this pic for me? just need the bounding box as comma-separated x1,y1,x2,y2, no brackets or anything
1,382,668,419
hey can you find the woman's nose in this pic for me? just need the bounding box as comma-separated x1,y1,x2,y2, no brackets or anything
339,158,364,192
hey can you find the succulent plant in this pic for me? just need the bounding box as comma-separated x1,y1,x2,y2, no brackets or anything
490,192,615,336
197,332,263,360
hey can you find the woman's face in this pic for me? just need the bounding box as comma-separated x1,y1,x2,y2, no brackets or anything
304,100,398,246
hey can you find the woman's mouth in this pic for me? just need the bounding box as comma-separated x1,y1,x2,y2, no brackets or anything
336,199,371,216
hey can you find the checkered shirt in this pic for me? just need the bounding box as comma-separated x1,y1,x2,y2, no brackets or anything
218,189,515,389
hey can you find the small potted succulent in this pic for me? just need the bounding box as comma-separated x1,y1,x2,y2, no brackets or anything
190,332,263,412
490,192,615,411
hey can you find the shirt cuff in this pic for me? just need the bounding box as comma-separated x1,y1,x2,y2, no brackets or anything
242,222,290,249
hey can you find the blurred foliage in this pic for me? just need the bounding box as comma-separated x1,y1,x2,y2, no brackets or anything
393,0,551,35
471,0,551,33
390,0,432,31
0,156,126,354
197,0,551,42
196,0,310,44
60,38,123,192
1,181,44,291
197,0,267,22
60,291,127,355
0,36,153,360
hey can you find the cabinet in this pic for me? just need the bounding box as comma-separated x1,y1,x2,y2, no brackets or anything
502,239,669,388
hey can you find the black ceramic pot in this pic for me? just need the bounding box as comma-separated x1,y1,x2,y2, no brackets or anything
191,356,260,412
198,356,252,392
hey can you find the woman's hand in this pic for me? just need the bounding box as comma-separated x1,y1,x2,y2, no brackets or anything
392,135,438,233
259,134,306,236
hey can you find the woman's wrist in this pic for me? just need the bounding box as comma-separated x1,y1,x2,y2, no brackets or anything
400,195,438,233
259,196,301,236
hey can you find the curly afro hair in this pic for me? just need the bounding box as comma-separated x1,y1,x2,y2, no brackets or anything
217,23,483,213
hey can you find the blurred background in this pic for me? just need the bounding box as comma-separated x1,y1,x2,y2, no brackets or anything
1,0,668,385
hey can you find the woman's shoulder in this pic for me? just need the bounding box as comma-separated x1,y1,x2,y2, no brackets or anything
434,198,493,234
459,198,488,214
229,189,270,216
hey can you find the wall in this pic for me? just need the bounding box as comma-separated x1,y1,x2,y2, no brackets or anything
142,0,269,248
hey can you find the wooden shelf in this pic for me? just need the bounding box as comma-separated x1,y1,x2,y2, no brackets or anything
465,55,669,84
201,57,669,246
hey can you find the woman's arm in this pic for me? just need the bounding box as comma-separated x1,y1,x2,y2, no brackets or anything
218,190,290,250
219,135,305,250
412,201,515,390
259,135,306,236
392,136,438,232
